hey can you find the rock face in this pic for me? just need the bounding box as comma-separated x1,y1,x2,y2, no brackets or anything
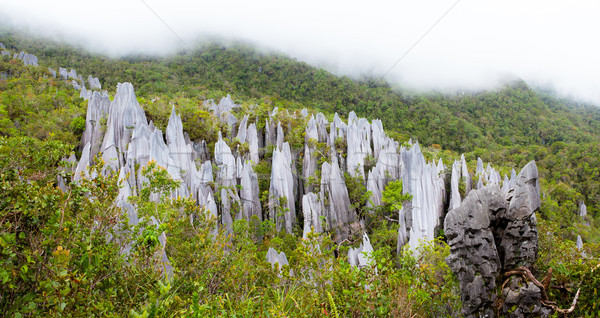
579,201,587,218
266,247,289,270
445,161,543,317
501,161,540,270
348,233,375,269
81,91,111,161
302,192,324,238
269,143,296,233
88,75,102,90
401,143,446,252
501,276,553,317
15,51,38,66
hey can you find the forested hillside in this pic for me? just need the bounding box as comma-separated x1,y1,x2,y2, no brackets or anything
1,29,599,317
2,29,599,232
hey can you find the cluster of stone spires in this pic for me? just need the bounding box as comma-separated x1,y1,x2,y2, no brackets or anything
68,80,545,262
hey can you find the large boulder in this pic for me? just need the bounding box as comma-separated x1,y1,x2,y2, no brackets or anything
445,186,504,317
445,161,544,317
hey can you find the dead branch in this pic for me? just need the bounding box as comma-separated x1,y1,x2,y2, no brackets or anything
503,266,580,315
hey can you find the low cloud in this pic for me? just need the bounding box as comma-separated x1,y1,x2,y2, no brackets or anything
1,0,598,104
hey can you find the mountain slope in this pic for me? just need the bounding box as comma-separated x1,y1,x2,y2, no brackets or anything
2,30,599,153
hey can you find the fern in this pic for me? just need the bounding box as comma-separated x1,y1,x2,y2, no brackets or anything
326,291,339,318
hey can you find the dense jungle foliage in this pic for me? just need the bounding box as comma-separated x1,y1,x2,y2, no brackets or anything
0,29,599,316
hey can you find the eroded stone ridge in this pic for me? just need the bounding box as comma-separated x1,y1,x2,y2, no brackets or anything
445,161,543,317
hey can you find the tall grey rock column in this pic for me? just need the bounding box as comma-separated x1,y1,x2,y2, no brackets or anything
445,186,505,317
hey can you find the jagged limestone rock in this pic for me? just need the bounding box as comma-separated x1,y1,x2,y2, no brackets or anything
166,106,195,186
315,113,329,143
15,51,38,66
193,140,211,163
501,161,540,270
74,142,92,182
206,193,219,236
239,160,261,222
320,157,355,240
100,83,147,173
236,114,249,142
460,154,472,194
449,160,462,211
400,143,446,252
269,143,296,233
348,233,375,269
302,192,324,238
58,67,68,79
579,201,587,218
71,80,81,90
246,123,259,163
87,75,101,90
221,188,239,235
265,119,276,147
303,115,319,193
67,68,78,80
501,276,552,318
445,186,504,317
445,161,544,317
266,247,289,270
80,86,91,100
346,111,372,178
276,122,284,149
81,91,111,161
214,132,236,187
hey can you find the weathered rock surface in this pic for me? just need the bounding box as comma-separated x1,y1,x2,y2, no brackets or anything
320,158,355,240
87,75,102,90
302,192,324,238
269,143,296,233
348,233,375,269
501,276,553,317
266,247,289,269
81,91,111,161
579,201,587,218
445,161,543,317
15,51,38,66
401,143,446,252
445,186,504,317
502,161,540,270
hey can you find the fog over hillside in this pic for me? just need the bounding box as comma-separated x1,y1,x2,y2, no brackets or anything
1,0,599,105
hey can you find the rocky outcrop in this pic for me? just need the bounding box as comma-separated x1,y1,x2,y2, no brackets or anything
348,233,375,269
239,160,261,222
269,143,296,233
501,161,540,270
501,276,553,317
266,247,289,270
401,143,446,252
81,91,111,162
67,78,551,300
214,132,236,188
445,161,543,317
320,158,355,240
302,192,324,238
87,75,101,90
579,201,587,218
14,51,38,66
346,111,372,178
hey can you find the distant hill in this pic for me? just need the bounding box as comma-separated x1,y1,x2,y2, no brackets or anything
2,29,599,154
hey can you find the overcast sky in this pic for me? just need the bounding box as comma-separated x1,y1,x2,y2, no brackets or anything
1,0,599,104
